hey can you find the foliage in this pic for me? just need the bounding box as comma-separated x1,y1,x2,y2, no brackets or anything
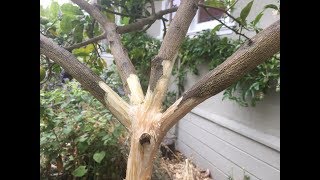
40,80,127,179
221,0,280,106
121,32,161,92
40,1,106,79
223,53,280,106
174,30,240,95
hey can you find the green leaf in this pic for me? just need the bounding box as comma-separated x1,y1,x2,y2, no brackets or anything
121,17,130,25
72,44,95,56
74,24,84,43
211,24,223,34
72,166,88,177
77,134,88,142
240,0,254,24
77,142,89,153
62,126,72,135
61,3,83,15
60,15,75,33
49,1,60,20
264,4,278,11
204,0,226,8
93,151,106,163
252,12,263,26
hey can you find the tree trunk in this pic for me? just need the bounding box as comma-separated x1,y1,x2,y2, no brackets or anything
125,134,160,180
125,108,164,180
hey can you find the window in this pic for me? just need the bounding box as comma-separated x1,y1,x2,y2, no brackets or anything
198,0,224,23
159,0,234,38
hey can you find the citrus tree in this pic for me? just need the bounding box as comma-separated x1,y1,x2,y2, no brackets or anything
40,0,280,179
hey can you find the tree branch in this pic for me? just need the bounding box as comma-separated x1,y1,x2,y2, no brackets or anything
95,4,145,18
71,0,144,105
65,34,106,51
144,0,201,111
149,0,156,15
40,34,131,129
198,3,250,31
116,7,178,34
64,7,178,51
160,20,280,132
200,6,251,42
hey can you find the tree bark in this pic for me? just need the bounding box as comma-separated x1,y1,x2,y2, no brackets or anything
160,20,280,132
72,0,144,105
145,0,201,111
40,1,280,178
40,34,131,129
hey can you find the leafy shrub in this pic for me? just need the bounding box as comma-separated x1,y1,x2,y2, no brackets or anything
40,80,128,179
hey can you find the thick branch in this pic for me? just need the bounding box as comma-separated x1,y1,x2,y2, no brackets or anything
40,34,131,129
71,0,144,104
160,20,280,132
116,7,178,34
144,0,200,111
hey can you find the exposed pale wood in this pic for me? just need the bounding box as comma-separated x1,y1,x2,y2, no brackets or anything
40,34,131,128
125,107,164,180
160,20,280,132
145,0,201,111
71,0,144,104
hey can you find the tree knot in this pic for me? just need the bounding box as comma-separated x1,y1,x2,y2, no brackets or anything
139,133,151,145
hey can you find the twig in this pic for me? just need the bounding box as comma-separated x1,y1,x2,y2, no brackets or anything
149,0,156,15
226,0,240,12
92,43,101,58
65,34,106,51
200,6,252,42
65,7,178,51
198,3,250,31
95,4,145,18
162,18,167,39
116,7,178,34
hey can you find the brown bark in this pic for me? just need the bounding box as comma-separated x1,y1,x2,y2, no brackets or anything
65,34,105,51
40,34,131,129
71,0,144,104
41,1,280,179
145,0,201,111
160,20,280,132
64,7,178,51
117,7,178,34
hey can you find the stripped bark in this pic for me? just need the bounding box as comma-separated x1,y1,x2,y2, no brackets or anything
160,20,280,132
145,0,201,111
40,0,280,179
71,0,144,104
40,34,131,129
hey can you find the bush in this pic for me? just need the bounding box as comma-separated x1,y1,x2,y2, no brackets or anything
40,80,128,179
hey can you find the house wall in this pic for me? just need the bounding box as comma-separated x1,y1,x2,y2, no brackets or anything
147,0,280,179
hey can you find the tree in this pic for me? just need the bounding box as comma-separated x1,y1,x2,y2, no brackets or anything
40,0,280,179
